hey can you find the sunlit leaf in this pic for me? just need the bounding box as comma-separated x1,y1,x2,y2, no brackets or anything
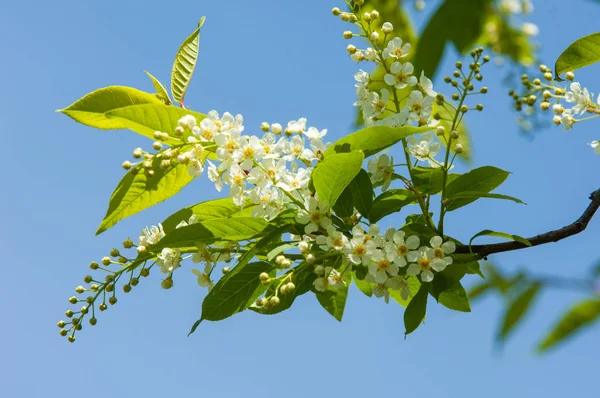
498,282,542,343
555,32,600,79
538,299,600,352
313,151,364,207
144,70,172,105
171,17,205,107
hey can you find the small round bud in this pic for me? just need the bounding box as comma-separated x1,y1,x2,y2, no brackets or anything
475,74,482,81
140,268,150,277
451,130,459,139
89,317,97,326
346,44,357,54
370,10,379,19
553,104,564,114
65,310,74,318
255,298,265,307
90,284,99,292
298,241,310,253
566,71,575,81
553,115,562,125
68,335,76,343
160,159,171,169
99,303,108,311
57,320,66,328
305,253,316,264
60,329,68,336
453,71,460,78
382,22,393,34
110,248,120,257
75,286,85,294
455,61,462,69
152,141,163,151
131,277,139,286
314,265,325,276
137,245,147,255
286,282,296,292
343,31,353,39
153,131,162,140
281,259,292,269
89,261,99,270
83,275,93,284
460,105,468,113
331,7,341,16
451,93,459,101
68,296,78,304
122,238,134,249
275,255,286,265
543,72,553,81
369,32,379,42
455,143,464,154
259,272,270,282
363,12,372,22
436,126,445,136
269,296,280,307
539,64,547,73
75,324,82,331
105,284,114,292
271,123,282,135
108,296,118,305
161,277,174,289
80,306,88,315
122,161,132,170
105,274,114,283
101,256,111,266
174,126,185,136
259,122,270,132
480,87,488,94
475,104,484,111
280,284,288,295
86,296,93,304
444,76,452,83
348,14,358,23
483,55,490,62
132,148,143,159
468,84,475,91
354,0,364,5
340,13,349,22
123,284,132,293
540,102,550,111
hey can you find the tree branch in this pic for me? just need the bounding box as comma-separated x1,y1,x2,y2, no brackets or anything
455,188,600,258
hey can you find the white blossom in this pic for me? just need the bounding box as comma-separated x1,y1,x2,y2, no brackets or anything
384,62,418,89
382,37,411,60
157,248,181,274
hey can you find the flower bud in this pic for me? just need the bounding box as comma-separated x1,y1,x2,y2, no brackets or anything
101,256,111,266
89,261,99,270
436,126,445,136
109,296,118,305
369,32,379,42
260,122,270,132
363,12,372,22
75,285,86,294
153,131,162,140
346,44,357,54
281,259,292,269
476,104,484,111
460,105,468,113
255,298,265,307
451,130,459,139
137,245,148,255
553,104,564,115
305,253,316,264
275,255,286,265
286,282,296,292
65,310,74,318
122,161,132,170
99,303,108,311
343,31,353,39
123,284,132,293
259,272,270,281
543,72,553,81
340,13,349,22
68,296,78,304
314,265,325,276
382,22,393,34
331,7,341,16
90,284,99,292
553,115,562,125
89,317,97,326
110,248,120,257
174,126,185,136
68,335,76,343
86,296,93,304
131,277,139,286
122,238,134,249
298,241,310,253
480,87,488,94
57,320,66,328
280,284,289,295
566,71,575,81
81,305,88,314
354,0,364,5
222,266,230,275
133,148,143,158
455,143,464,154
140,268,150,277
152,141,163,151
271,123,282,135
540,102,550,111
348,14,358,23
269,296,280,307
60,329,68,336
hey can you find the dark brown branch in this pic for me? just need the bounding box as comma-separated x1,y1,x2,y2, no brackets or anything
455,188,600,258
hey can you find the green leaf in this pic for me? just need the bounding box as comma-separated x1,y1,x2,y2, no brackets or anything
445,166,510,211
326,126,430,158
498,282,542,343
104,103,207,145
450,192,525,207
470,229,531,249
538,299,600,352
313,151,364,207
353,271,373,297
266,242,298,262
349,169,373,217
332,187,355,218
411,167,458,195
160,198,248,233
171,18,204,107
199,262,272,322
250,263,317,315
96,147,195,235
555,32,600,80
368,189,417,223
389,277,421,308
316,271,352,321
59,86,206,145
431,275,471,312
468,282,493,301
154,217,268,251
144,70,172,105
404,282,429,335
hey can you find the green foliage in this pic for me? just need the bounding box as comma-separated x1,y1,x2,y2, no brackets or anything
96,147,195,234
478,12,535,66
404,282,429,335
538,299,600,352
313,151,364,207
171,17,205,107
431,275,471,312
155,217,268,251
326,125,429,157
555,32,600,79
469,230,531,249
144,71,173,105
316,269,352,321
412,166,458,195
389,277,421,308
498,282,542,343
445,166,511,211
347,169,374,217
59,86,206,144
368,189,417,223
161,198,248,233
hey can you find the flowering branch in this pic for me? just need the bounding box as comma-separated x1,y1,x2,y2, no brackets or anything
456,188,600,257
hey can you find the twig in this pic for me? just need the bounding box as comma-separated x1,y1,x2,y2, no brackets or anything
455,188,600,258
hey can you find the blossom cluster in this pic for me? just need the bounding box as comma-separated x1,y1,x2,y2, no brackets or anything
512,67,600,154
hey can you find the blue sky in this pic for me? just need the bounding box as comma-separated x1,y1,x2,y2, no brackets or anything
1,0,599,397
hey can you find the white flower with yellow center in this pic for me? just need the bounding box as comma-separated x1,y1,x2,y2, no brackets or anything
384,229,420,267
367,154,394,191
406,90,434,125
301,138,330,162
296,197,332,234
277,168,311,192
368,249,399,284
327,269,346,290
157,248,181,274
407,246,447,282
139,223,165,246
304,127,327,141
429,236,456,267
313,276,329,292
354,69,370,88
565,82,593,115
192,263,214,290
207,160,224,192
382,37,411,60
363,89,390,118
407,132,441,164
193,118,218,142
286,118,307,134
316,225,349,251
224,164,247,206
233,135,264,169
384,61,418,89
